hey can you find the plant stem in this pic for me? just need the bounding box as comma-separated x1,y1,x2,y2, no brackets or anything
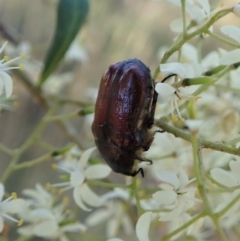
207,30,240,48
13,152,53,170
181,0,187,36
153,8,232,80
161,212,204,241
0,143,14,156
133,176,142,216
155,118,240,156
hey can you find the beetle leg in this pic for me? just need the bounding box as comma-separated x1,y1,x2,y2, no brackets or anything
135,156,153,165
147,87,158,129
154,129,165,135
131,168,144,177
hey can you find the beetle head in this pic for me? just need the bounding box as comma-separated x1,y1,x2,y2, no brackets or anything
95,140,144,177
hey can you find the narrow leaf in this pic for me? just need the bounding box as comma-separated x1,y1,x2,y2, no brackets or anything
39,0,89,85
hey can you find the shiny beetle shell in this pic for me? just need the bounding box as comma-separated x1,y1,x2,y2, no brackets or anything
92,58,158,177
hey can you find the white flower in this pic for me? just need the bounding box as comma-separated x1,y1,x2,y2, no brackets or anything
86,201,134,238
168,213,211,241
210,159,240,228
232,3,240,18
0,41,22,97
164,0,211,23
86,188,134,238
42,73,73,95
186,216,212,241
220,25,240,44
52,147,111,211
201,51,220,70
219,49,240,65
185,0,211,23
18,203,86,240
160,62,195,80
65,41,88,63
136,212,152,241
155,82,193,119
152,170,199,221
22,183,53,209
0,183,27,232
184,119,202,133
210,160,240,188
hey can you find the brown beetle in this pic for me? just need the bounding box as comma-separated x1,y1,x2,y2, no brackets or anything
92,59,158,177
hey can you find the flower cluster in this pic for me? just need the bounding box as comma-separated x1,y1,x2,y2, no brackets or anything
0,183,26,232
17,183,87,241
2,0,240,241
0,41,22,98
51,147,111,211
136,169,200,240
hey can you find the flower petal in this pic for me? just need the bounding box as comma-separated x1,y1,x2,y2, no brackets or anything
229,160,240,183
122,215,134,235
210,168,236,187
79,183,103,207
170,18,184,33
78,147,96,169
85,164,111,179
157,170,179,189
159,201,184,221
73,186,91,211
160,62,195,79
0,42,8,54
219,49,240,65
33,220,58,238
155,83,176,103
177,170,189,189
107,217,118,238
30,209,54,219
0,72,13,97
30,183,53,207
61,223,87,232
182,43,198,63
186,2,207,22
18,225,34,236
70,170,85,187
0,217,3,233
152,190,177,206
85,209,112,226
136,212,152,241
0,184,4,201
221,26,240,43
59,235,69,241
0,80,3,96
195,0,210,15
4,199,27,213
184,119,202,133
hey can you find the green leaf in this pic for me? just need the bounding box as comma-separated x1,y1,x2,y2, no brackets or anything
39,0,89,86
